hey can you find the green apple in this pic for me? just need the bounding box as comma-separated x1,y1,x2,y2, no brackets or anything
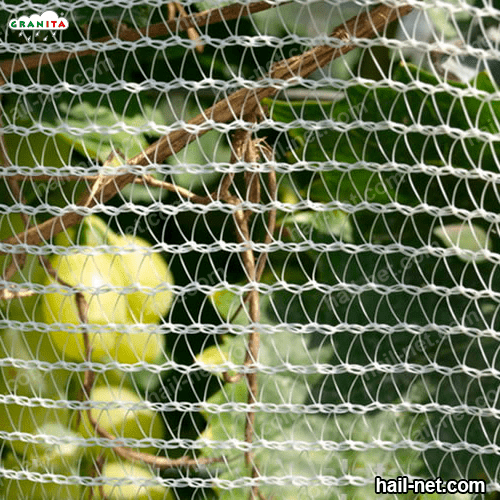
108,233,174,324
44,216,171,364
99,460,173,500
1,431,82,500
77,384,165,457
20,422,83,466
113,326,165,364
0,329,71,456
42,252,165,364
195,344,229,378
42,252,129,362
0,328,59,398
0,397,70,456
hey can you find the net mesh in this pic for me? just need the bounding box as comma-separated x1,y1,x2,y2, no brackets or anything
0,1,499,499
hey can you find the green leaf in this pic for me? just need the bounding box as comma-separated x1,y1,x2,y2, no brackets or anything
308,169,400,205
195,0,233,10
132,347,171,394
281,210,353,242
200,315,423,499
265,65,500,214
209,288,249,325
3,117,79,206
427,7,461,38
56,101,154,163
4,122,73,171
266,221,500,481
195,344,229,373
433,223,492,262
167,97,230,191
263,96,346,123
120,176,164,204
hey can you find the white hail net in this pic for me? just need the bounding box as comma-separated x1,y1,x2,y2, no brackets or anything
0,0,499,499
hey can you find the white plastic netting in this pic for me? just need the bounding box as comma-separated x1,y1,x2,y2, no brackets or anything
0,1,499,499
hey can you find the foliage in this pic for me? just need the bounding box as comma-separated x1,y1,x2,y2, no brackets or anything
256,62,500,492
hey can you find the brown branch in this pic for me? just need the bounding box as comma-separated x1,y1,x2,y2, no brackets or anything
222,124,268,499
219,3,413,327
223,133,258,357
105,4,415,168
230,196,261,500
225,140,276,324
87,419,224,470
174,2,204,53
88,454,107,500
0,287,36,300
0,157,132,250
147,1,290,40
135,175,214,204
255,142,276,280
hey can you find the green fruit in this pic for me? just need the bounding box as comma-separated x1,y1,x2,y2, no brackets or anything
77,384,164,457
0,329,57,398
12,422,83,471
44,216,171,364
195,344,229,378
2,435,82,500
0,398,70,456
42,252,129,362
0,328,75,396
114,327,165,364
109,233,174,324
99,460,173,500
0,329,70,455
60,214,175,323
4,121,72,172
42,252,165,364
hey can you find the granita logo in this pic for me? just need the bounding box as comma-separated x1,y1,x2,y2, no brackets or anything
9,11,69,31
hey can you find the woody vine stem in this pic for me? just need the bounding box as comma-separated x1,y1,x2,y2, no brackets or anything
0,3,413,500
